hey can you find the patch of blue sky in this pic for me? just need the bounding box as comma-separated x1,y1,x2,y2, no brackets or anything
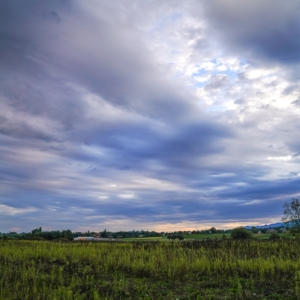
192,66,238,89
192,69,207,77
192,69,208,88
192,57,247,79
220,69,237,80
194,81,206,88
239,58,249,65
193,67,237,79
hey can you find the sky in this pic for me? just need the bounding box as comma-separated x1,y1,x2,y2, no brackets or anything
1,0,300,233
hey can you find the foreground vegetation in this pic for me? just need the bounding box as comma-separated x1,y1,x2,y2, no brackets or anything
1,239,300,299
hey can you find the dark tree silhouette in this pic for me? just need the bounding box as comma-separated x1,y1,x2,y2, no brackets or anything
282,198,300,228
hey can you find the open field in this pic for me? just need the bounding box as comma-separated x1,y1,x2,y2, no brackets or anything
185,233,290,240
123,232,289,241
182,233,231,240
1,239,300,299
123,236,167,242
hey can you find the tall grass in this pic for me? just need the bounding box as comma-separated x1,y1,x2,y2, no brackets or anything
0,239,300,299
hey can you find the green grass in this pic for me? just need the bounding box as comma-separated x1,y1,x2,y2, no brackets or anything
124,232,290,241
1,239,300,299
183,233,231,239
123,236,167,241
183,232,291,240
253,233,290,239
124,233,230,241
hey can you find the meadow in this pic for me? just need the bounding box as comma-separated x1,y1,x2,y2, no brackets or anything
125,232,288,241
1,238,300,299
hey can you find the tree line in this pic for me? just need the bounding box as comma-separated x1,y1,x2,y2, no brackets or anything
1,198,299,241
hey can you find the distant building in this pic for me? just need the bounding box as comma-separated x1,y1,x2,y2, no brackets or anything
74,236,115,241
74,237,95,241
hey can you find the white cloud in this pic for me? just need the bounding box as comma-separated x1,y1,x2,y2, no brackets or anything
0,204,37,215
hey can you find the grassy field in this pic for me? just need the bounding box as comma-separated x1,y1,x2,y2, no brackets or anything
124,232,288,241
1,238,300,299
182,233,231,240
124,236,166,242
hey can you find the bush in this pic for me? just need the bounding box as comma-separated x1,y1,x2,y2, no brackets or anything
230,227,252,240
53,238,71,243
269,232,280,240
289,227,300,238
23,236,45,241
167,234,184,240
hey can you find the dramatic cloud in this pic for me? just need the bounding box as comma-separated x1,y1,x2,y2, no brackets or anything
203,0,300,64
1,0,300,232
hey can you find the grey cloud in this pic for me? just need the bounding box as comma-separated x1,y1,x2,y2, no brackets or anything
1,0,299,232
204,75,229,91
203,0,300,64
216,177,300,202
292,99,300,106
118,166,131,171
289,172,298,176
234,99,245,105
0,0,200,140
282,84,299,95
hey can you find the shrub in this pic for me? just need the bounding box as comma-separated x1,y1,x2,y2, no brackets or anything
53,237,71,243
230,227,252,240
177,234,184,240
167,234,184,240
269,232,280,240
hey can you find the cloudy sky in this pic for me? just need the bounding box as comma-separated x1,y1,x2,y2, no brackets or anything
1,0,300,233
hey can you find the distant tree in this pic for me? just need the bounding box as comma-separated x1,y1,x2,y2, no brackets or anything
61,230,73,241
251,226,258,234
167,234,184,240
112,233,118,238
210,227,217,233
177,234,184,240
230,227,252,240
282,198,300,229
31,228,41,236
269,232,280,240
101,229,108,238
